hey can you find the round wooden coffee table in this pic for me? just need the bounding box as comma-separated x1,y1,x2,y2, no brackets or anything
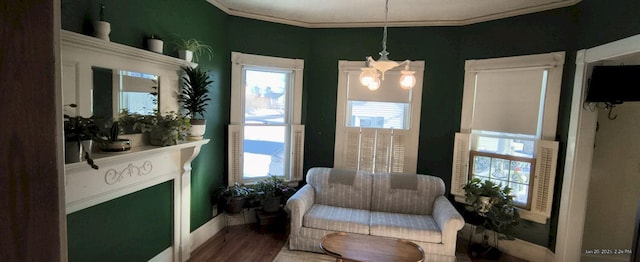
320,232,425,262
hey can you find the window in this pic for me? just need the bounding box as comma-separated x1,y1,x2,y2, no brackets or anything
469,150,535,209
229,52,304,185
118,70,158,115
452,52,565,223
334,61,424,173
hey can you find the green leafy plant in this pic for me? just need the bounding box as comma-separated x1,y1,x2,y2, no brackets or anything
64,104,100,169
118,109,152,134
214,183,254,213
135,111,190,146
178,66,213,120
463,178,520,240
254,175,296,201
172,38,213,62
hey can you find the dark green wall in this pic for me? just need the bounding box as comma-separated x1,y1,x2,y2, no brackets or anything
61,0,640,257
67,181,173,261
61,0,228,260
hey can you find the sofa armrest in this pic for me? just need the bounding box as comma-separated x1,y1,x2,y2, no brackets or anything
433,196,465,252
286,184,315,233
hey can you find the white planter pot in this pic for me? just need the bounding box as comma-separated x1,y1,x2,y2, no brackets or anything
93,21,111,41
178,50,193,62
188,119,206,140
147,38,164,53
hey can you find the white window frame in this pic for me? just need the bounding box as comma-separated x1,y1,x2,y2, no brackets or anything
229,52,304,185
452,52,565,224
334,60,424,173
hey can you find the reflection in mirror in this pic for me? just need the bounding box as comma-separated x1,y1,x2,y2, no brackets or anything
92,67,159,123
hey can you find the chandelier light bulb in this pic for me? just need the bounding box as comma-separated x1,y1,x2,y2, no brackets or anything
367,78,381,91
399,70,417,89
359,68,378,86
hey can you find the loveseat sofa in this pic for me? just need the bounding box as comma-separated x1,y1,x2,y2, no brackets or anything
286,167,464,262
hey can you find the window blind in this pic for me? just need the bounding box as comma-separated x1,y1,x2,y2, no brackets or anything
472,69,545,135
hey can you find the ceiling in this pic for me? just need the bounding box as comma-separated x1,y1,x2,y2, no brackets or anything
207,0,581,28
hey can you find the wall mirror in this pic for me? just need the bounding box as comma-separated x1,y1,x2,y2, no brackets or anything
92,67,159,122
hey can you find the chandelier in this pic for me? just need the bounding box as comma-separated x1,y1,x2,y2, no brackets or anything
359,0,417,91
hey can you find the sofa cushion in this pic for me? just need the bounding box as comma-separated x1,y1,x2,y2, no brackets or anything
303,204,370,235
370,211,442,243
306,167,372,210
370,173,445,215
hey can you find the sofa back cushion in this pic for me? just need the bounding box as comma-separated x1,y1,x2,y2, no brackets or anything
370,173,445,215
306,167,372,210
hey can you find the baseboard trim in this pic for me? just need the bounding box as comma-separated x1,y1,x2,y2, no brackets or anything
190,214,225,252
459,223,553,262
148,247,172,262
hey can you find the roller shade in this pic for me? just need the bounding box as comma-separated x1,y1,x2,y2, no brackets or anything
472,69,546,135
120,74,157,93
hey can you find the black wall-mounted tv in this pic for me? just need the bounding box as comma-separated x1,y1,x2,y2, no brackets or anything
586,65,640,104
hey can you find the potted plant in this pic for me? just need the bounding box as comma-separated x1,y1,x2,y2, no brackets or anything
118,109,153,134
254,175,296,213
63,104,100,169
463,178,520,259
135,111,190,146
97,121,131,152
171,38,213,62
178,66,212,140
214,183,253,214
146,34,163,53
93,3,110,41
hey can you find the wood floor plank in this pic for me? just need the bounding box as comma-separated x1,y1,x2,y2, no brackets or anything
189,221,527,262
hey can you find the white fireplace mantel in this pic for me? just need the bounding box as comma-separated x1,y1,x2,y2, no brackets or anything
65,139,209,262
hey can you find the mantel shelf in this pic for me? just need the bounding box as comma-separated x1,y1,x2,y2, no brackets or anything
65,139,210,171
61,30,197,69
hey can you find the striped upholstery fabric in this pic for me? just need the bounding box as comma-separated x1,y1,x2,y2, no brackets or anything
306,167,372,210
369,211,442,243
370,173,445,215
287,167,463,261
303,204,370,234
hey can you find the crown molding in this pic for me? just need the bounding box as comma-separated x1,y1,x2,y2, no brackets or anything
207,0,581,28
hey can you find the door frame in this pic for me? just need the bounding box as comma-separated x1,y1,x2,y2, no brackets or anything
555,34,640,261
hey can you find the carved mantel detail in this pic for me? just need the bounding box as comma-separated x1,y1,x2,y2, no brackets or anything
104,160,153,185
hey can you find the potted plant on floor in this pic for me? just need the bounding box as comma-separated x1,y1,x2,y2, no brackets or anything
254,175,296,213
171,38,213,62
215,183,253,214
463,178,520,259
64,104,100,169
178,66,212,140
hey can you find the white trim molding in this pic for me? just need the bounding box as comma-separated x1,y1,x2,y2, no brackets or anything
556,33,640,262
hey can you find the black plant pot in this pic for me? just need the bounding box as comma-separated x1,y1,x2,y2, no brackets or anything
225,196,246,214
469,243,501,260
262,196,282,213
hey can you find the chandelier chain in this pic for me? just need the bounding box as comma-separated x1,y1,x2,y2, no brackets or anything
381,0,389,55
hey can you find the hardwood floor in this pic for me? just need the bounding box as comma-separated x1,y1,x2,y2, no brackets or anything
189,222,527,262
189,224,288,262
